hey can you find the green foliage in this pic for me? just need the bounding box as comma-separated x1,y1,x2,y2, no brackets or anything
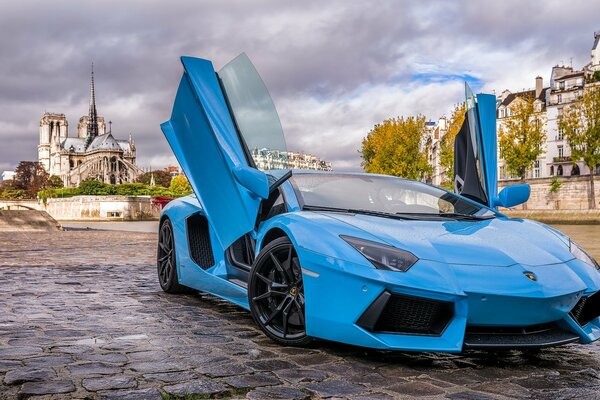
38,178,178,200
169,175,193,196
591,71,600,83
438,103,467,186
137,170,173,188
499,95,546,180
49,175,64,188
0,189,29,199
360,115,432,180
549,176,562,193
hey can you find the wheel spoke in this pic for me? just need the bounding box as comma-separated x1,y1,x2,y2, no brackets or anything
293,298,305,325
256,273,272,286
282,297,294,338
159,241,169,253
269,253,288,284
264,296,291,325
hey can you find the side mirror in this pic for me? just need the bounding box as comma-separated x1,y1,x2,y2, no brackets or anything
493,184,530,209
233,165,269,200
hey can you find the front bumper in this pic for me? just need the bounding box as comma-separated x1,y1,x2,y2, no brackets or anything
299,248,600,352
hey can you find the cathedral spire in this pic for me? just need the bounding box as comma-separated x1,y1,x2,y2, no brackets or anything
85,62,99,147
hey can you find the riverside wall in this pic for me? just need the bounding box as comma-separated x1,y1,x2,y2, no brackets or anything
0,196,161,221
499,175,600,210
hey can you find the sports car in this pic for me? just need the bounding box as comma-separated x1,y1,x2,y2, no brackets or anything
157,53,600,352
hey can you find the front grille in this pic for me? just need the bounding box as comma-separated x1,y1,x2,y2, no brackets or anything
570,291,600,327
357,291,453,336
187,213,215,269
464,323,579,349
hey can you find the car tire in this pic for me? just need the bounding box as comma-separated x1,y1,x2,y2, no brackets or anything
248,237,312,347
157,218,194,294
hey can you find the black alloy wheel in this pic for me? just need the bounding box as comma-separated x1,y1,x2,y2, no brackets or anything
157,218,192,294
248,237,312,346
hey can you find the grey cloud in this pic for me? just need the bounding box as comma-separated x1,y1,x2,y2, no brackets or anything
1,0,599,172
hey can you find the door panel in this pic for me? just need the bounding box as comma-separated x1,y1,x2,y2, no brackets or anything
453,83,497,207
161,56,268,250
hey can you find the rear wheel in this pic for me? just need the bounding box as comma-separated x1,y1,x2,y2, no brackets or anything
248,237,312,346
157,218,193,294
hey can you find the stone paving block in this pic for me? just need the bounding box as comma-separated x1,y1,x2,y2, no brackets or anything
274,367,329,383
67,362,122,376
82,376,137,391
0,347,43,359
247,385,311,400
302,379,367,397
222,371,282,388
18,380,76,398
3,367,56,385
163,378,229,397
388,381,446,397
98,387,163,400
143,370,198,383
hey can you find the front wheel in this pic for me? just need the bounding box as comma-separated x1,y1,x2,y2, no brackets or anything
248,237,312,346
157,218,193,294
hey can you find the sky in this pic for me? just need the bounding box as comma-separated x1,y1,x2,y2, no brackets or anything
1,0,599,173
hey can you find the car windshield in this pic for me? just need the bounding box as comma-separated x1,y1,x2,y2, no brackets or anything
293,174,496,218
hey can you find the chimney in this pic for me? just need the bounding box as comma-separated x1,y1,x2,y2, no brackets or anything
535,76,543,98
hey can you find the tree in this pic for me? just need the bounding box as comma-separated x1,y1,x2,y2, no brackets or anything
13,161,50,198
499,96,545,182
49,175,64,188
169,175,192,197
360,115,432,180
438,103,466,188
78,179,116,195
558,85,600,209
136,170,172,188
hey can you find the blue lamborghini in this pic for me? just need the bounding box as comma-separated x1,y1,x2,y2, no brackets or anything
157,53,600,352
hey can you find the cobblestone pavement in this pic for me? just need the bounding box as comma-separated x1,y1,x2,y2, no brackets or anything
1,231,599,400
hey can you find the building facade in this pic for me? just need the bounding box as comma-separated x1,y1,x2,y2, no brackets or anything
38,67,142,187
251,148,332,171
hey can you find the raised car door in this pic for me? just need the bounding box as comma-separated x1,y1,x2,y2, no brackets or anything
453,82,498,207
161,54,289,250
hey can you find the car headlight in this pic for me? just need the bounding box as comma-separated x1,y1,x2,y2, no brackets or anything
570,240,599,270
341,236,418,272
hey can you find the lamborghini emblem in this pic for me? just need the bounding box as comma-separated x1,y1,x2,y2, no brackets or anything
523,271,537,281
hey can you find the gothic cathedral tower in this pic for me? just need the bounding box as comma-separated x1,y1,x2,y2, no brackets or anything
38,113,68,174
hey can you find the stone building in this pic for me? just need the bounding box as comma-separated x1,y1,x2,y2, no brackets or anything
251,148,332,171
38,66,142,187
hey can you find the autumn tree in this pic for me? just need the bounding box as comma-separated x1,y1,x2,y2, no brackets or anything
136,170,172,188
169,174,192,197
13,161,50,198
438,103,466,188
558,84,600,209
499,95,545,182
360,115,432,180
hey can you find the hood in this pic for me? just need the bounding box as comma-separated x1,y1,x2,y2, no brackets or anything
320,212,573,267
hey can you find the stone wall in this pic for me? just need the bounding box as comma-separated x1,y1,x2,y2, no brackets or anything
499,175,600,210
0,196,161,221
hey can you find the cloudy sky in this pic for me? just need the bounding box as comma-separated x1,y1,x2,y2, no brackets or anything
1,0,599,173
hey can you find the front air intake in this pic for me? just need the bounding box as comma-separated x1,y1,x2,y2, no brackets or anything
186,213,215,269
570,291,600,327
357,291,453,335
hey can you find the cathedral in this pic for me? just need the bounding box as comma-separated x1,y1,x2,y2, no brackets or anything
38,66,142,187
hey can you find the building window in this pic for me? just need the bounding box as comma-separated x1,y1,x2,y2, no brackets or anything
557,165,563,176
550,166,554,176
534,160,540,178
571,164,580,176
557,94,562,103
558,145,564,158
499,108,505,118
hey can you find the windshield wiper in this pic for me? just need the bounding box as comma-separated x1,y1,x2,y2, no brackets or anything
302,205,415,220
394,211,494,221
